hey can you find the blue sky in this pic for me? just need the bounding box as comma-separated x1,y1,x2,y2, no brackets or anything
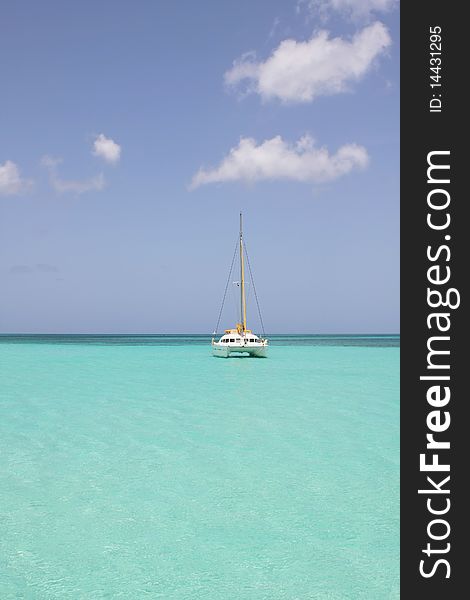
0,0,399,334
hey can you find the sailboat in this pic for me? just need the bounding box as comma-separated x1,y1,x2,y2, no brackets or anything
212,213,268,358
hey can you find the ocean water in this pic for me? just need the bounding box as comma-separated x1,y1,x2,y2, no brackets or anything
0,335,399,599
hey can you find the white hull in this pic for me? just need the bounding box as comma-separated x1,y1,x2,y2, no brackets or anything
212,343,268,358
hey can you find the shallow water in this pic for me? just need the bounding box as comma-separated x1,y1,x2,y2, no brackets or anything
0,336,399,599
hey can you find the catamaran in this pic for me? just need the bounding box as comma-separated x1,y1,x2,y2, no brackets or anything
212,213,268,358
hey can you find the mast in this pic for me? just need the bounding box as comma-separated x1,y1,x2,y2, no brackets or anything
239,212,247,332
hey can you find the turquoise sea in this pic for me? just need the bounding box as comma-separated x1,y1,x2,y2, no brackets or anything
0,335,399,599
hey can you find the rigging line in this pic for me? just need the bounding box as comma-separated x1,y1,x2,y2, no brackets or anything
213,237,239,336
243,241,266,338
229,279,241,324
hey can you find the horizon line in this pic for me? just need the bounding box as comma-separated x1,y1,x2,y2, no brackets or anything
0,332,400,336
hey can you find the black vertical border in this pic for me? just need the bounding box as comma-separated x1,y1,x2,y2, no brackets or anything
401,3,465,598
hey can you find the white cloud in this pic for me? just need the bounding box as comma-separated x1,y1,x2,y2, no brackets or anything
0,160,32,195
190,134,368,189
41,155,105,195
92,133,121,164
299,0,398,22
225,21,391,103
268,17,281,40
40,155,62,169
50,173,105,194
9,263,59,274
36,263,59,273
